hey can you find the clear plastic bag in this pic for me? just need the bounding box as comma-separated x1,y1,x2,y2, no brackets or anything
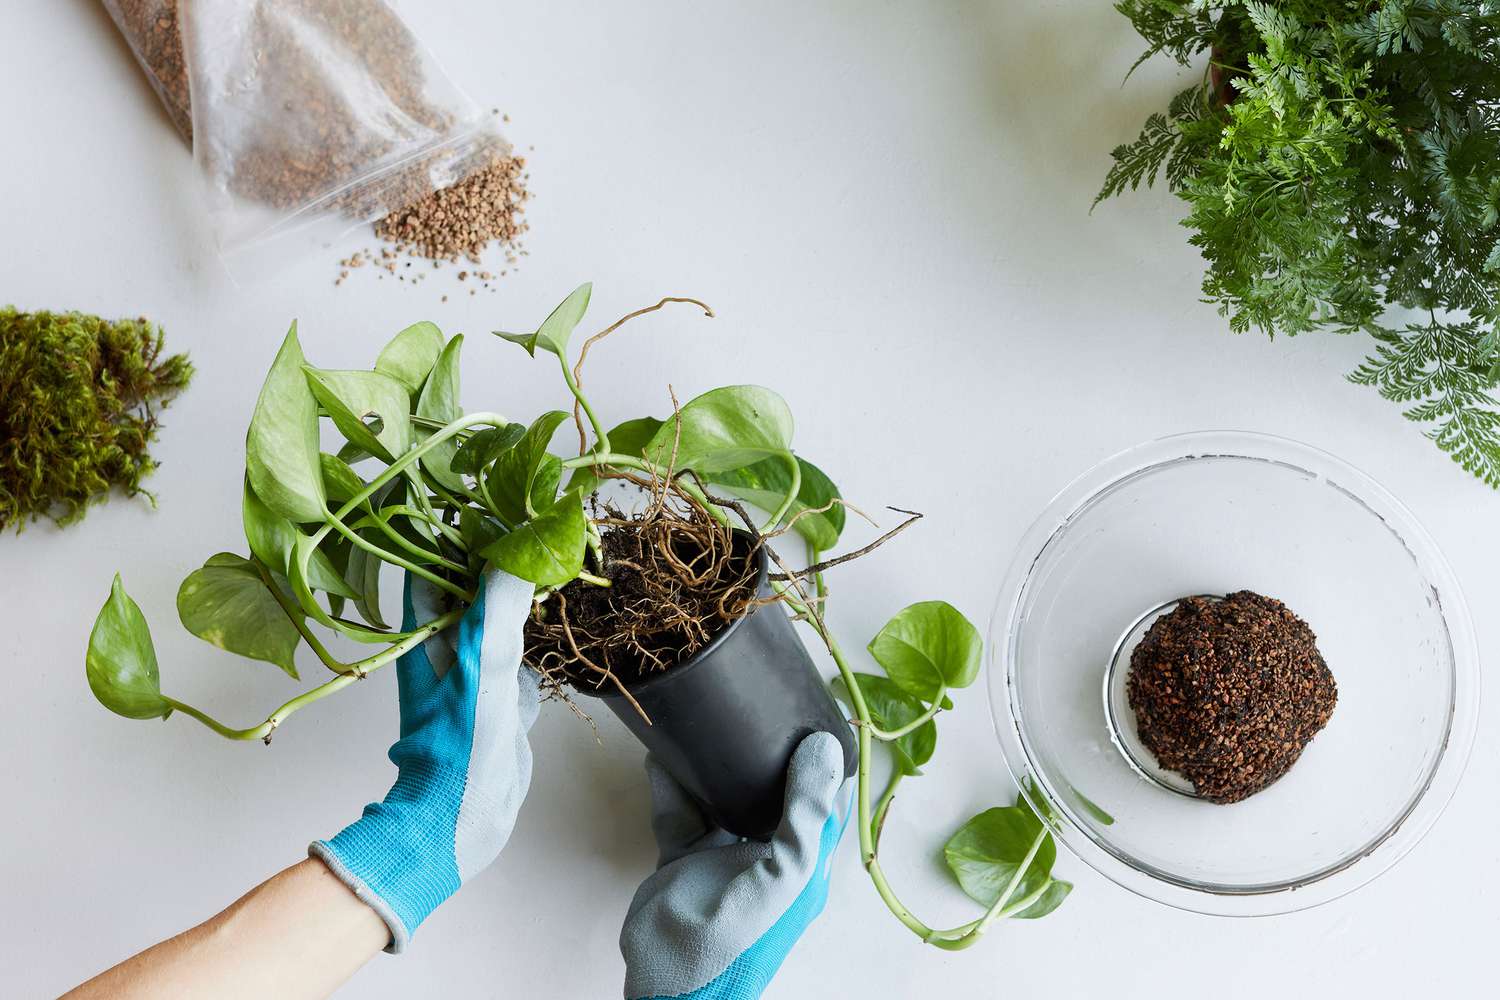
102,0,503,272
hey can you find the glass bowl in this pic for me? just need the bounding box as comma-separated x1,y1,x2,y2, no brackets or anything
989,431,1479,915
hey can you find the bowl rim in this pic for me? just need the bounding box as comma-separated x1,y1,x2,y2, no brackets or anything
987,430,1481,917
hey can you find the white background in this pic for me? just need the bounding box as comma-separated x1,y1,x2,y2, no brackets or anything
2,2,1495,997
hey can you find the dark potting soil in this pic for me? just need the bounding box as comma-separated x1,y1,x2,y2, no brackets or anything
522,522,759,691
1126,591,1337,804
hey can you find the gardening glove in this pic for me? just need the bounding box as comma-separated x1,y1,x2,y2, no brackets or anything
310,569,541,953
620,731,853,999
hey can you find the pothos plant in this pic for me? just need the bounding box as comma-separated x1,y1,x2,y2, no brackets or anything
1099,0,1500,485
84,284,1071,946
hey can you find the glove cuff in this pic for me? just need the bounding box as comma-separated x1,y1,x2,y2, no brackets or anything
310,798,462,954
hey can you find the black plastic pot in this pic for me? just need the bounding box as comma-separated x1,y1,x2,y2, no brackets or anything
579,542,857,839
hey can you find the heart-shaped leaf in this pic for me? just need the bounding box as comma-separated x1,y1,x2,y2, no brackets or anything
567,416,664,496
415,334,465,491
486,410,569,522
479,491,587,586
375,321,445,393
304,368,412,463
643,385,794,474
177,553,302,679
246,324,326,524
868,601,982,704
86,575,171,720
943,803,1058,910
495,283,592,359
708,455,845,549
451,423,526,477
243,479,356,598
831,673,935,776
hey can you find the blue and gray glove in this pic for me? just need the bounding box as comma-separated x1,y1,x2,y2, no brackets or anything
311,570,541,953
621,731,853,999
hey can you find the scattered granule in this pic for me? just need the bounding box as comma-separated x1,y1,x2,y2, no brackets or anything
1127,591,1337,804
373,151,531,264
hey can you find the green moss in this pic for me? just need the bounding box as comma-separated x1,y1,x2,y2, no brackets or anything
1,308,193,532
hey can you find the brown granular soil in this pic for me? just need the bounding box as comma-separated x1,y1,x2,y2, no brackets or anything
107,0,530,266
1127,591,1337,804
103,0,193,140
337,144,531,288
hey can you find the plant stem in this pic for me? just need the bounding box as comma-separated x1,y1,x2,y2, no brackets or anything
868,685,945,741
325,510,469,601
300,414,508,625
160,607,464,741
559,356,610,455
576,571,613,587
762,452,801,533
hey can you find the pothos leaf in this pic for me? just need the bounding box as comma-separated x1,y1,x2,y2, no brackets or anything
245,323,326,524
86,574,171,720
479,491,587,586
375,321,445,394
415,334,465,491
495,283,592,359
486,410,569,522
867,601,983,704
176,553,302,679
831,673,935,776
242,479,356,598
451,423,526,477
643,385,794,474
942,802,1057,910
303,367,412,463
708,455,845,549
319,453,369,508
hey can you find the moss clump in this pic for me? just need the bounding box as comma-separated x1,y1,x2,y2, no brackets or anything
1,308,192,532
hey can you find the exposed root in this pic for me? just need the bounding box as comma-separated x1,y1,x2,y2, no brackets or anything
522,467,762,712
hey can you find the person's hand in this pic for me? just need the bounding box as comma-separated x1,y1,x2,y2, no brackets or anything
620,731,852,999
311,570,541,953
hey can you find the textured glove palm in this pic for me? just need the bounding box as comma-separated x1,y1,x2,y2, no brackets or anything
311,570,540,953
621,731,853,999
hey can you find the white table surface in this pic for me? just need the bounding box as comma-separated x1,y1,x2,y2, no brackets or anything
3,2,1495,997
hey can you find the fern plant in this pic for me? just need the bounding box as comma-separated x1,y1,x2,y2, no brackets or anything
1098,0,1500,484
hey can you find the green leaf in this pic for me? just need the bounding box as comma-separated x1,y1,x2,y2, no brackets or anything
415,334,465,491
304,368,412,463
567,416,664,496
643,385,794,474
479,491,586,586
375,321,445,394
346,541,389,630
943,805,1057,910
86,574,171,720
242,479,356,598
459,506,505,559
319,453,368,507
245,323,327,524
831,673,935,776
486,410,569,522
868,601,982,704
451,423,526,477
176,553,302,679
495,283,592,359
708,456,844,549
1011,879,1072,919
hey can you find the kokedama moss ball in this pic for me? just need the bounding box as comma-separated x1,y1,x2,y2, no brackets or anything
0,308,192,532
1127,591,1337,804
